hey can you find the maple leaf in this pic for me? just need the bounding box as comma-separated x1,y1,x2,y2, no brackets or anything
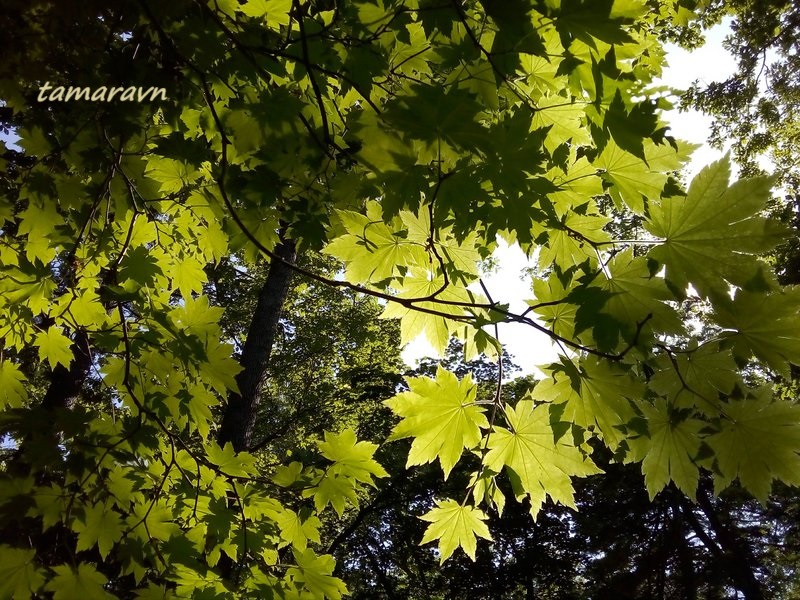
384,367,488,478
0,546,46,599
599,248,683,335
380,269,477,355
206,442,257,478
44,564,115,600
629,399,703,499
17,201,62,264
0,361,28,409
646,155,786,299
35,327,73,370
532,94,590,152
307,474,359,516
73,502,124,559
485,400,601,517
171,255,207,300
714,288,800,378
400,206,482,281
537,212,610,269
650,342,740,414
324,201,425,284
274,509,321,550
595,139,683,214
317,429,388,485
529,273,578,340
143,157,200,194
287,550,348,600
535,357,642,450
707,390,800,501
419,499,492,562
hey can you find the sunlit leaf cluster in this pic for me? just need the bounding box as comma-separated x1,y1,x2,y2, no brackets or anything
1,0,798,594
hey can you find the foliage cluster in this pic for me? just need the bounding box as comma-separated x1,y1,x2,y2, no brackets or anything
1,0,799,598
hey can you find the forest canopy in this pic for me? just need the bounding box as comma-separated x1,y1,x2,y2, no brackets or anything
0,0,799,598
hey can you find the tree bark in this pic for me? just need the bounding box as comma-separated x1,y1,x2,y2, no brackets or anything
217,237,296,452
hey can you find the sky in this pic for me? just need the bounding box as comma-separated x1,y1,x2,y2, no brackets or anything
402,19,740,376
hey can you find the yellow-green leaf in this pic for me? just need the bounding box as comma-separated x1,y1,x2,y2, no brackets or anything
384,367,488,478
419,499,492,562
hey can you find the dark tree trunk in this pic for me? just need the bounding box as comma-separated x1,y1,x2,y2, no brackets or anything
41,327,93,412
2,327,94,552
695,484,765,600
217,237,296,452
10,327,93,473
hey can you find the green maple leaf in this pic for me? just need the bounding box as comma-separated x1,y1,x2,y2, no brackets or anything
32,484,68,530
348,111,418,174
307,474,358,516
202,341,242,394
183,385,217,438
547,156,605,215
66,289,111,328
44,564,115,600
17,202,62,264
602,92,659,160
144,157,200,194
380,269,476,355
113,213,157,248
0,361,28,409
274,509,321,550
273,461,304,488
169,296,225,339
206,442,257,477
35,327,73,369
126,501,181,543
714,288,800,378
707,390,800,501
318,429,388,485
595,139,680,214
400,206,482,281
324,202,425,284
171,564,227,598
119,246,162,290
172,255,207,300
535,358,642,450
384,367,488,478
239,0,292,27
599,248,683,335
629,399,703,499
650,342,739,414
554,0,635,46
1,266,56,316
287,549,348,600
529,273,578,340
532,94,591,152
537,212,610,269
73,502,124,559
419,499,492,562
0,546,46,599
485,400,601,517
645,155,785,299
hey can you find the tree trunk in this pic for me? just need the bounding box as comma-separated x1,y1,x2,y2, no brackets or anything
41,327,93,412
9,327,92,474
695,483,764,600
217,237,296,452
